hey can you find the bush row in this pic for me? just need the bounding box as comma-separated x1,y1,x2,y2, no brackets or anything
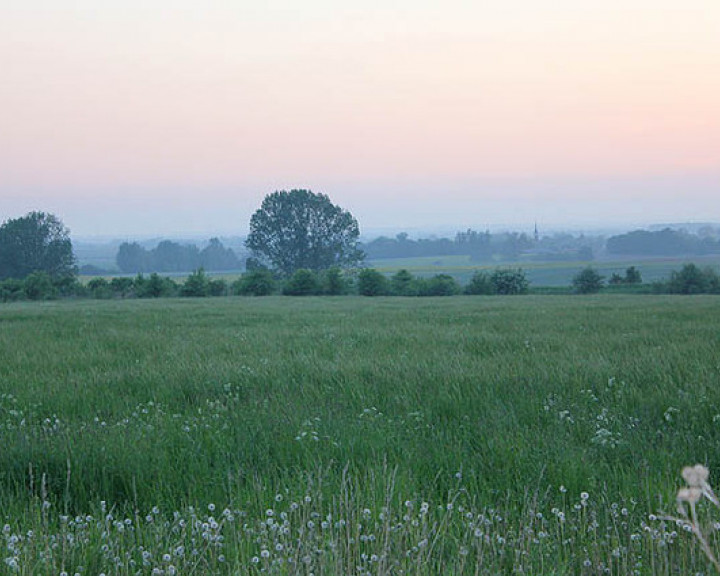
238,267,530,297
572,264,720,295
2,264,718,302
0,268,530,301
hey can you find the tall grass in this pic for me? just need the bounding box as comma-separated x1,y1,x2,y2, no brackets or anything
1,295,719,572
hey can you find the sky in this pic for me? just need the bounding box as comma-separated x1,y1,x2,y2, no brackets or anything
1,0,719,238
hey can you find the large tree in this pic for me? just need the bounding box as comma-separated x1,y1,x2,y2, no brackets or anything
245,189,363,276
0,211,76,280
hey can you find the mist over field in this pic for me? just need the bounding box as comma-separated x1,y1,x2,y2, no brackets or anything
2,1,720,573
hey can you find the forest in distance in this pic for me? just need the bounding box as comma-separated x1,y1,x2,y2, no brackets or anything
79,224,720,276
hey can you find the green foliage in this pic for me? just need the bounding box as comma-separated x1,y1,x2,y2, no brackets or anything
0,278,25,302
282,269,321,296
490,268,529,295
116,242,149,273
420,274,460,296
608,273,624,285
207,278,228,297
607,227,719,256
322,267,351,295
572,266,605,294
87,277,112,299
181,268,210,297
246,189,364,276
465,270,494,295
117,239,239,274
666,263,720,294
357,268,389,296
390,269,420,296
624,266,642,284
23,271,57,300
134,273,176,298
0,211,76,280
199,238,240,271
609,266,643,286
109,277,134,298
233,270,277,296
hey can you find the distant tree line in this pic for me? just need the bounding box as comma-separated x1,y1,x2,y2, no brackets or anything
363,227,720,262
606,228,720,256
362,230,596,262
116,238,240,273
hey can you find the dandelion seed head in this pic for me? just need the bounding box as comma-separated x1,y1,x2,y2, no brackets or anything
677,487,702,504
682,465,710,488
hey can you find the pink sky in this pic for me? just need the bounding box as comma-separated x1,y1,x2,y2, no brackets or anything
1,0,719,236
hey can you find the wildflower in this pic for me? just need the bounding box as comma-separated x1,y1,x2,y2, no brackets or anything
682,465,709,488
677,487,702,504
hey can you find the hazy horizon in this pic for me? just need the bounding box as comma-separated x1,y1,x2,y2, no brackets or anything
2,1,718,238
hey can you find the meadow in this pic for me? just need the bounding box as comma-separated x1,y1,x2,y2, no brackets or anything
1,295,720,574
367,254,720,286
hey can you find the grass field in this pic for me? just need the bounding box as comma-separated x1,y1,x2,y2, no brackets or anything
1,295,720,574
368,254,720,286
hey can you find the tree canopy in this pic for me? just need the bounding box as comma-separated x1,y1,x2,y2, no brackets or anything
0,212,76,280
245,189,363,276
116,238,240,273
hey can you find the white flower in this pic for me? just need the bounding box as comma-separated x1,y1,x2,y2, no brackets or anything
682,464,710,488
677,487,703,504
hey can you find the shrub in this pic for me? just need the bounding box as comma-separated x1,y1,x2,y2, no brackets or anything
283,269,321,296
421,274,460,296
608,273,624,285
181,269,209,297
322,267,350,295
667,263,720,294
87,277,112,299
207,278,228,297
24,272,56,300
233,270,277,296
624,266,642,284
465,271,494,295
609,266,642,286
390,269,420,296
135,273,176,298
357,269,389,296
0,278,25,302
491,268,529,295
110,277,134,298
572,267,604,294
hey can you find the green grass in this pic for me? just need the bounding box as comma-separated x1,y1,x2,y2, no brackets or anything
1,295,720,573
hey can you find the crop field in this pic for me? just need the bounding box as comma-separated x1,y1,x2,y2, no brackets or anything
1,295,720,574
